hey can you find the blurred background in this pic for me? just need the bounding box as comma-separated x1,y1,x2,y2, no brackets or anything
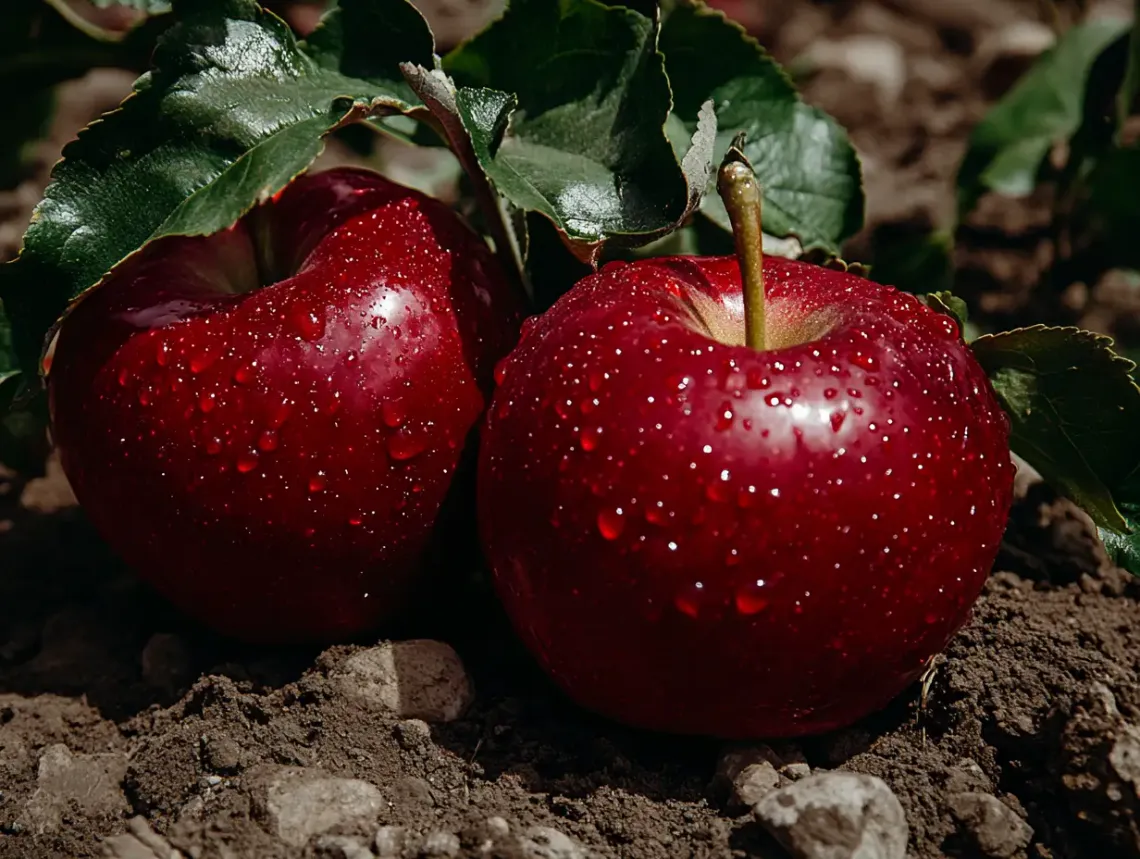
6,0,1139,349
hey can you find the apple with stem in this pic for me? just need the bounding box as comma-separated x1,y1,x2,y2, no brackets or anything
49,167,522,643
478,139,1014,737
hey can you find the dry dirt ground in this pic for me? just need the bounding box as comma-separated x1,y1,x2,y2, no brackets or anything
3,1,1140,858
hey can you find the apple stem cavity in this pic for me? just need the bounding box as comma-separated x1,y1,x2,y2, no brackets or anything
717,134,766,352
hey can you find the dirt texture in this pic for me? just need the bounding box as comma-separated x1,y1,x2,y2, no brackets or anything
4,1,1140,858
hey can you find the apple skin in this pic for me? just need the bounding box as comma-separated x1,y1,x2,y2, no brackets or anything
49,167,522,643
478,255,1013,738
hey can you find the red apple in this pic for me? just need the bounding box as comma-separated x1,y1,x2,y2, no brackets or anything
49,167,522,643
478,254,1013,737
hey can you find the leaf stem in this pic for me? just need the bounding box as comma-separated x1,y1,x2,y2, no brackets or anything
717,134,765,351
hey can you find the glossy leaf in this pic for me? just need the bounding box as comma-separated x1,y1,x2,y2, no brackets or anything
442,0,707,263
957,18,1129,217
0,0,434,375
972,325,1140,534
661,1,863,254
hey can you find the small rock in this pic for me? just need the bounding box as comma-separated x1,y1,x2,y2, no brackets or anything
486,816,511,838
783,762,812,781
519,826,585,859
20,744,129,835
421,830,460,857
103,816,184,859
803,35,907,104
141,633,193,695
391,775,435,809
374,825,406,858
248,765,383,848
754,771,908,859
948,792,1033,858
313,834,373,859
1058,682,1140,852
200,735,242,774
395,718,432,749
332,640,473,722
731,762,781,810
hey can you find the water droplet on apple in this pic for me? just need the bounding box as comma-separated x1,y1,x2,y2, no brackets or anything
644,503,667,525
190,352,214,373
387,430,426,461
288,304,325,341
137,389,150,406
580,426,601,451
588,371,605,392
715,401,734,431
850,351,878,371
205,437,222,455
493,357,510,386
117,367,130,387
554,399,571,420
381,400,406,428
199,393,216,413
155,343,169,367
348,516,363,527
236,451,259,473
269,400,292,429
309,474,326,493
233,364,255,385
823,388,838,400
735,584,769,615
674,582,704,618
725,549,740,566
258,430,278,452
746,369,769,389
830,411,846,432
596,507,625,540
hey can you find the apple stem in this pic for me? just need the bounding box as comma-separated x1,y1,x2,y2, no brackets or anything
717,134,766,352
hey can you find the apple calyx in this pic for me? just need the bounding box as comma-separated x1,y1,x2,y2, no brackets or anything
716,133,766,352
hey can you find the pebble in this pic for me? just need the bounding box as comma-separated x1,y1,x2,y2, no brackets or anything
19,744,128,835
731,762,781,810
948,792,1033,858
374,825,406,858
332,640,473,722
754,771,908,859
486,816,511,838
313,834,374,859
102,816,183,859
518,825,585,859
247,765,383,847
200,734,242,774
395,718,432,749
420,830,460,857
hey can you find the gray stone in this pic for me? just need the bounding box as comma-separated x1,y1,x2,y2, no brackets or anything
519,826,585,859
333,640,473,722
313,834,374,859
753,771,908,859
248,765,383,847
732,761,781,809
948,792,1033,858
102,817,184,859
421,830,460,857
374,825,406,858
486,816,511,839
200,734,242,774
20,744,128,835
395,718,432,749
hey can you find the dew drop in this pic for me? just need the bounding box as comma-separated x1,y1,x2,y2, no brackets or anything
348,516,363,527
117,367,130,387
199,393,216,413
715,401,734,431
674,583,704,618
588,371,605,392
309,474,326,493
596,507,626,540
850,352,878,371
644,503,667,525
823,388,838,400
191,350,217,376
205,437,222,455
830,410,846,432
137,389,150,406
493,357,510,386
258,430,279,452
735,585,769,615
269,400,293,429
236,452,259,473
288,305,325,341
382,400,406,428
387,430,427,461
233,364,255,385
580,426,601,451
155,343,169,367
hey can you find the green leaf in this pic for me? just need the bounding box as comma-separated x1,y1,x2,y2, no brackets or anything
957,18,1129,218
660,1,863,254
1100,499,1140,574
440,0,709,263
971,325,1140,534
868,227,954,296
0,0,434,375
919,290,968,335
